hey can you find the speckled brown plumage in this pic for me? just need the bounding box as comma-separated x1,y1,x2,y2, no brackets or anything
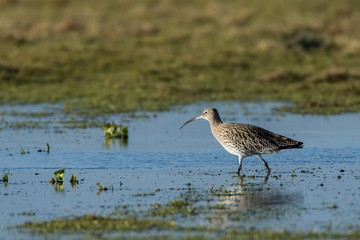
181,108,303,174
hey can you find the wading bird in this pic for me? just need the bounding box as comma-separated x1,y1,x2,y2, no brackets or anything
180,108,303,174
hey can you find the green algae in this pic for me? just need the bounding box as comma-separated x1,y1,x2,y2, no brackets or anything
0,0,360,115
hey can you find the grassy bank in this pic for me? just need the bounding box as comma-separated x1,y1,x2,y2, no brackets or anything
1,0,360,114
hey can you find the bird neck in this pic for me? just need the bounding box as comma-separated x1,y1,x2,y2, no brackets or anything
209,116,223,128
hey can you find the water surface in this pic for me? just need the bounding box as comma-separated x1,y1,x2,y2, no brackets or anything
0,102,359,239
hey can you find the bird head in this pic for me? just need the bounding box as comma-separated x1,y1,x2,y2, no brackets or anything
180,108,221,129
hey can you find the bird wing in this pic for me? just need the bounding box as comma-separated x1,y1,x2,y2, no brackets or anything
215,123,301,154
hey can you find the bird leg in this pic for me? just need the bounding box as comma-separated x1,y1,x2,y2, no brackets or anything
256,154,271,173
264,172,270,184
236,156,243,175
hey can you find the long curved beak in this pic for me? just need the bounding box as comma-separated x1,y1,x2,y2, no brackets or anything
180,116,202,129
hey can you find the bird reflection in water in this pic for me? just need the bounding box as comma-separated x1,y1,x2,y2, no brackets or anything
208,174,300,229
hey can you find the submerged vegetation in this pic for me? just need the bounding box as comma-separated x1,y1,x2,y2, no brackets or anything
0,0,359,114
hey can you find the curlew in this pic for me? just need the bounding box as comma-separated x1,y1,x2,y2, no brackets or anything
180,108,303,174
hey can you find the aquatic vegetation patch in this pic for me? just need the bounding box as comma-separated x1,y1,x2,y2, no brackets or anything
102,122,129,139
16,211,360,240
151,198,198,217
69,173,78,184
0,108,104,130
1,173,8,182
150,185,201,217
96,183,110,191
210,187,246,197
49,168,65,184
219,229,360,240
0,119,44,130
17,215,179,234
36,143,51,153
20,146,27,155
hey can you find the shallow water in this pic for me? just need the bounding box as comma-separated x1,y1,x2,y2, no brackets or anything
0,102,360,239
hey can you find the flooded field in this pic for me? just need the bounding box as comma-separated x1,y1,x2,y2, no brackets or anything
0,102,360,239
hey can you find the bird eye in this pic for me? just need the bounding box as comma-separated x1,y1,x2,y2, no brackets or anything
204,111,208,114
